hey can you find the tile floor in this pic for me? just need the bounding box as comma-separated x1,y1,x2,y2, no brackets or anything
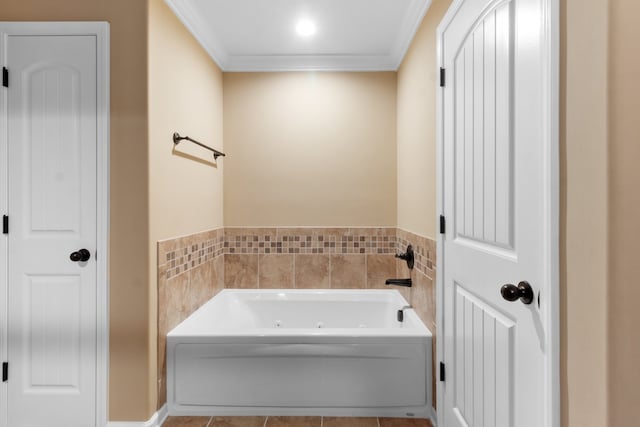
162,416,433,427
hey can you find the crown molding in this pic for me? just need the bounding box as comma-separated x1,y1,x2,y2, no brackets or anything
164,0,432,72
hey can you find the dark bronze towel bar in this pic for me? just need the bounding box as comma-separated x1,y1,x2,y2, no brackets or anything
173,132,225,160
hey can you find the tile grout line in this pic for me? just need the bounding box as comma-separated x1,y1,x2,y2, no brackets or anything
329,251,333,289
292,251,296,289
364,252,368,289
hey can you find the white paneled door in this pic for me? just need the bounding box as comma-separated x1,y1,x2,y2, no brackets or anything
440,0,557,426
4,33,98,427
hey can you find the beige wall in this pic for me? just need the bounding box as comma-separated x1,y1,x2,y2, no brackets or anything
561,0,609,426
397,0,452,239
608,0,640,425
148,0,224,411
0,0,152,421
223,72,397,227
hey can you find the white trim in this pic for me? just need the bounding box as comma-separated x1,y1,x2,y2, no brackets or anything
107,405,168,427
0,26,8,427
223,54,399,72
390,0,433,69
430,406,438,427
434,1,462,424
541,1,561,426
95,22,111,427
164,0,432,72
0,21,110,427
163,0,227,69
434,1,560,426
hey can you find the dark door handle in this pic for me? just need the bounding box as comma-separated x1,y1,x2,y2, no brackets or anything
70,249,91,262
500,281,534,305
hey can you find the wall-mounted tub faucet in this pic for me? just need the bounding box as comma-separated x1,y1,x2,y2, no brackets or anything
395,244,414,269
387,244,414,288
385,278,412,287
397,305,413,322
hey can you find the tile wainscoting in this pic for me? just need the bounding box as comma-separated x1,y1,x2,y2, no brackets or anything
224,228,401,296
157,227,436,410
157,228,225,407
396,228,437,406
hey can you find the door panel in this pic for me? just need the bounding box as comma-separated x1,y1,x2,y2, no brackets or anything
453,1,513,249
6,34,97,427
442,0,549,426
453,284,513,427
26,275,82,389
28,65,82,233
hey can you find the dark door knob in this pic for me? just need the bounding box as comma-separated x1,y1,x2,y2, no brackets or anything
70,249,91,262
500,281,534,305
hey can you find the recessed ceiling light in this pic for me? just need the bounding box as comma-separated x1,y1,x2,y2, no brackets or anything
296,20,316,37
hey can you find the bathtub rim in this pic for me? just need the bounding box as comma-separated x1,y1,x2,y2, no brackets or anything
167,288,433,338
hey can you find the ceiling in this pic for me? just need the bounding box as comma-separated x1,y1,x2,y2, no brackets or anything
164,0,432,72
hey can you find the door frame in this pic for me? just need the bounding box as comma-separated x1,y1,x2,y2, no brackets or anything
0,22,110,427
435,1,560,426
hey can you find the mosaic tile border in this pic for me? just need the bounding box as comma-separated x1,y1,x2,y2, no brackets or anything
396,228,436,279
158,228,224,280
224,228,397,255
157,227,436,283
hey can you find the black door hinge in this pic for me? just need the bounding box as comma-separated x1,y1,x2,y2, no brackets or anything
2,67,7,88
439,67,446,87
439,215,446,234
440,361,445,382
2,215,8,234
2,362,7,382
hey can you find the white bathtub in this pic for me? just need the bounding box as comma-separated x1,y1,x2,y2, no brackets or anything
166,289,432,419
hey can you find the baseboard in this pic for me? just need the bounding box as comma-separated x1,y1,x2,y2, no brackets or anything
430,406,437,426
107,404,168,427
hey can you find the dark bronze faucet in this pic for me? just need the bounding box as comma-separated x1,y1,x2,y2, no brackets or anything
385,278,412,287
386,244,414,287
